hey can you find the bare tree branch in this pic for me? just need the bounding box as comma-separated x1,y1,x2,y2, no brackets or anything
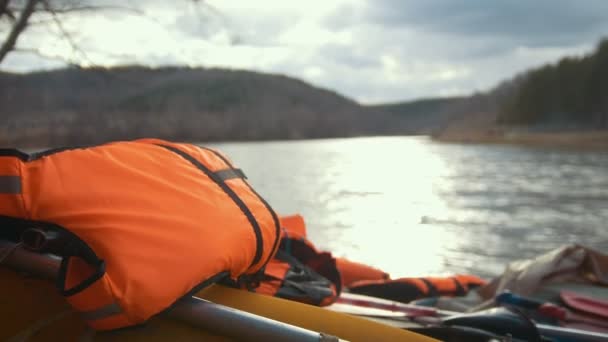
39,4,147,15
0,0,38,63
23,17,56,25
1,3,16,22
1,0,216,66
42,0,92,65
11,3,162,29
0,0,9,17
1,0,165,66
14,46,79,65
7,3,148,16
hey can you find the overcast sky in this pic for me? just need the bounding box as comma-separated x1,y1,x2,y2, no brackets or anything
2,0,608,103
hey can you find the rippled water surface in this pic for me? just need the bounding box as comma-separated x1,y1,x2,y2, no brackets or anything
210,136,608,278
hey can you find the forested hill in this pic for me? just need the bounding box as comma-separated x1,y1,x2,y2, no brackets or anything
0,66,464,147
0,66,387,146
7,38,603,149
368,97,468,134
498,39,608,128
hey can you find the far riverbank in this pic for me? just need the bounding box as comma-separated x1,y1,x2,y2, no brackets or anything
434,129,608,150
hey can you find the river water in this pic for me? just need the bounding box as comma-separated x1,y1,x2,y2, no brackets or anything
210,136,608,279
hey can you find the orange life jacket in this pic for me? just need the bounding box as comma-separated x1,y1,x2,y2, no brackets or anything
336,257,390,288
348,275,487,303
0,139,280,330
255,214,341,306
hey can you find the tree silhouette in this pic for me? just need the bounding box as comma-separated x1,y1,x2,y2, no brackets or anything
498,38,608,129
0,0,213,66
0,0,39,63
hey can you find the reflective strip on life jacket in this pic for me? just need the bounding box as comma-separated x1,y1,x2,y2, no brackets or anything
79,302,122,321
0,176,21,194
0,156,26,218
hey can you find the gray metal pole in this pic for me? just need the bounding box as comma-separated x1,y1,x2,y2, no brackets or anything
0,240,59,279
169,296,338,342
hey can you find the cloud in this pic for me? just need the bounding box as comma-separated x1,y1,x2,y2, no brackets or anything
172,5,301,47
3,0,608,103
318,43,380,69
308,0,608,102
343,0,608,48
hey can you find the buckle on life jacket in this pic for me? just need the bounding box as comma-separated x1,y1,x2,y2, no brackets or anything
57,257,107,296
18,228,106,297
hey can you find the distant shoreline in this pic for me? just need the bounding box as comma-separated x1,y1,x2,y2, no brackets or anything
433,129,608,150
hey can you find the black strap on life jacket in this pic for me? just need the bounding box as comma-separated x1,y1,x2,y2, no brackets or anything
278,237,342,295
265,250,335,305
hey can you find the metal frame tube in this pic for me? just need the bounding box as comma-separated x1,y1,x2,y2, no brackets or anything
0,240,338,342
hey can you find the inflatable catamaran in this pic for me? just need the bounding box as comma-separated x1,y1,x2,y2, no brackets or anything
0,139,432,341
1,139,607,341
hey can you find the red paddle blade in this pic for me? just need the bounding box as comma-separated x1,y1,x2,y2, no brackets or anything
561,290,608,319
336,292,439,317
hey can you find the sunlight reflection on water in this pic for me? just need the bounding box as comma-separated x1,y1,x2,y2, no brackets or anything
211,136,608,278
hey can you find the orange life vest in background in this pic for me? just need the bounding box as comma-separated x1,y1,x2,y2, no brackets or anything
255,251,339,306
278,213,308,237
336,257,390,288
0,139,280,330
276,214,391,289
255,214,341,306
348,275,487,303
